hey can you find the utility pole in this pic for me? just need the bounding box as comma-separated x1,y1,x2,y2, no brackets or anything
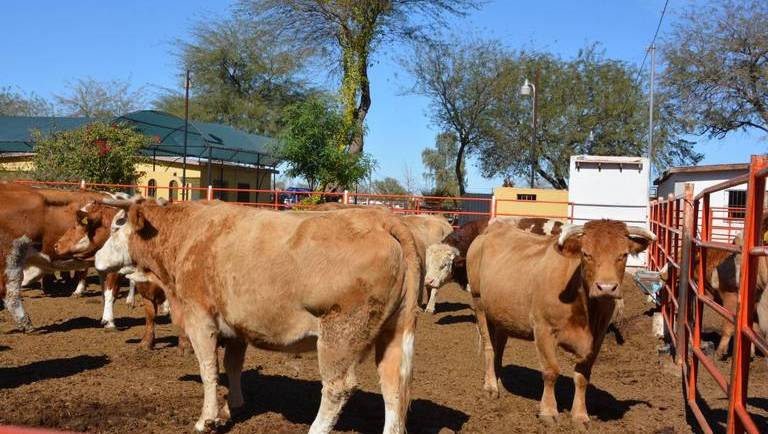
648,44,656,182
182,69,190,200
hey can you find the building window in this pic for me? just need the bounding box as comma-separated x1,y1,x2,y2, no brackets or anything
728,190,746,218
237,183,250,203
147,179,157,198
169,180,178,202
517,194,537,201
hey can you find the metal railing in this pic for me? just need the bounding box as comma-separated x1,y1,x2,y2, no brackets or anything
649,156,767,434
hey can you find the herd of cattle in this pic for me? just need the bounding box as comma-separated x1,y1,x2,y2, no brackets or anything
0,181,763,434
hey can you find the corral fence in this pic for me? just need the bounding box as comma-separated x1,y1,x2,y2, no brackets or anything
12,179,650,227
649,155,768,434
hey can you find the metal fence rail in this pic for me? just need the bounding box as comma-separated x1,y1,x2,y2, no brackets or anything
649,155,767,434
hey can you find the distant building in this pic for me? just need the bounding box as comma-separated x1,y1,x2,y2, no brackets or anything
493,187,569,220
654,163,749,241
0,110,279,202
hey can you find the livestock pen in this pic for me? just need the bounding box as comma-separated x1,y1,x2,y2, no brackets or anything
649,155,768,434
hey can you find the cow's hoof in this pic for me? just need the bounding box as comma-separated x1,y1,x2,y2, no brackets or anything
193,419,217,433
425,307,435,314
538,414,558,426
482,383,499,399
715,349,728,361
138,340,154,351
572,413,590,425
71,291,83,298
102,321,117,331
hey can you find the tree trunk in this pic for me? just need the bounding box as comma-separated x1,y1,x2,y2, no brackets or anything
456,140,467,196
348,55,371,155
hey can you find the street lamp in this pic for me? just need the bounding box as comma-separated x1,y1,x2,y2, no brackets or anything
520,78,537,188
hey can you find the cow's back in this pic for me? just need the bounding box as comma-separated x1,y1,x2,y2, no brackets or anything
153,204,414,347
467,226,579,339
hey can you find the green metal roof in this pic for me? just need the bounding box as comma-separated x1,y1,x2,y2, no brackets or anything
0,110,278,167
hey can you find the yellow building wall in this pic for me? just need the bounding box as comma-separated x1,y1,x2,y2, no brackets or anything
494,187,569,220
0,155,272,203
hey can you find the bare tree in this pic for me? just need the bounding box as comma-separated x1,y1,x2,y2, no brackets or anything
55,78,146,119
662,0,768,138
0,87,52,116
406,39,504,195
238,0,479,155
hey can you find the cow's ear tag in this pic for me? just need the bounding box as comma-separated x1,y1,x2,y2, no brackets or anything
81,217,88,225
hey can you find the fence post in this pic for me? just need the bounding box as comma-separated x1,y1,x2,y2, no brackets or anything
343,190,349,204
80,180,86,190
490,195,497,219
207,185,213,201
274,189,280,210
727,155,768,434
676,183,694,366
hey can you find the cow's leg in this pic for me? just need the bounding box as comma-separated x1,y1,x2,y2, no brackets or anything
473,296,499,398
185,312,221,432
125,279,136,306
4,238,33,332
71,270,87,297
533,325,560,424
100,272,119,329
492,328,508,386
308,326,363,434
221,338,247,421
716,292,738,359
139,296,157,350
375,315,416,434
425,287,439,314
22,266,44,287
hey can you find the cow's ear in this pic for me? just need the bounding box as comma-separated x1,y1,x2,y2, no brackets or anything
128,206,146,232
628,237,651,255
559,236,583,257
76,209,89,225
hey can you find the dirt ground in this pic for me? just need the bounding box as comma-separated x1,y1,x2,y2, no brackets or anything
1,274,766,434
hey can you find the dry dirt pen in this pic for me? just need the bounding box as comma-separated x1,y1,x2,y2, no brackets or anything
0,274,765,433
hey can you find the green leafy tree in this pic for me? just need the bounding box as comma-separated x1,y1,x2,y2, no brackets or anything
156,17,313,136
479,45,701,189
406,39,505,195
240,0,479,154
421,132,464,196
277,96,373,190
0,86,52,116
32,122,149,185
662,0,768,138
372,177,409,195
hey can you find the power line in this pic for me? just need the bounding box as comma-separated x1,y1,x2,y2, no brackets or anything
637,0,670,79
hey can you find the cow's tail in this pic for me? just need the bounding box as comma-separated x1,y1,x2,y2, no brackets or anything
385,217,421,429
3,236,33,332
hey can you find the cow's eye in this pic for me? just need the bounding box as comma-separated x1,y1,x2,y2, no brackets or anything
583,253,593,261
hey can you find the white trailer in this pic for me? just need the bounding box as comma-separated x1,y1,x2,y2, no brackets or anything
567,155,650,267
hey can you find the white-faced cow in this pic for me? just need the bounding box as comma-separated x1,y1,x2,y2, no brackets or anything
466,220,654,427
94,198,421,434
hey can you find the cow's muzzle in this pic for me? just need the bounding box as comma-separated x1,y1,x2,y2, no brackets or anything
591,281,622,299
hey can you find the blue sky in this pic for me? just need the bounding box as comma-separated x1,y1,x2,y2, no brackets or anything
2,0,765,192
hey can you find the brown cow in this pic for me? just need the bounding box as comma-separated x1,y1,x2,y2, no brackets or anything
423,217,563,314
55,200,182,350
94,199,421,433
0,183,125,330
466,220,654,426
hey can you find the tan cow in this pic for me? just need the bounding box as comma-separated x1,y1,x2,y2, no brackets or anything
94,199,421,434
466,220,654,426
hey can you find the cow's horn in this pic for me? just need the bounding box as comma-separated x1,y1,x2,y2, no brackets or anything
100,194,142,209
557,224,584,246
627,225,657,241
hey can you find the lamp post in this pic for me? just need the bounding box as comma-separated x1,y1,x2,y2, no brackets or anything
520,76,537,188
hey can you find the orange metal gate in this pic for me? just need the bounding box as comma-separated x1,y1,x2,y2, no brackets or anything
649,155,768,434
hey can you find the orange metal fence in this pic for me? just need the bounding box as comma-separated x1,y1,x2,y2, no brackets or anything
649,156,767,434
